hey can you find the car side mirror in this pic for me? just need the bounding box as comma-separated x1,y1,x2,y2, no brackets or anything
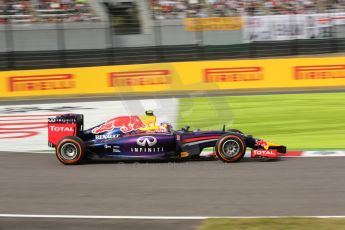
182,126,190,132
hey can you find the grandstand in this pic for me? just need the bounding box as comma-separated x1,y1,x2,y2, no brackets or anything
0,0,344,70
0,0,100,23
150,0,345,19
34,0,100,23
2,0,344,24
0,0,33,24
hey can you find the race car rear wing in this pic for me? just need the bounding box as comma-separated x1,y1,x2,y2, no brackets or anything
48,114,84,147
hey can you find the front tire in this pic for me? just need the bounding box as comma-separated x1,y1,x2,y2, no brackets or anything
227,129,243,134
56,136,86,165
215,134,246,163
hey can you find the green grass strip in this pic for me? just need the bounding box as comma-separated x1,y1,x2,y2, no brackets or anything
197,218,345,230
178,92,345,150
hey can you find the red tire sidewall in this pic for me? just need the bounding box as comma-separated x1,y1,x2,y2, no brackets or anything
56,137,84,165
216,135,246,162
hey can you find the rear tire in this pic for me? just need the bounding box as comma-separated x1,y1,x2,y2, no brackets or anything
56,136,86,165
215,134,246,163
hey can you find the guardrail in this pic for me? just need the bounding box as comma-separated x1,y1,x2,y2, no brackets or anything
1,39,345,71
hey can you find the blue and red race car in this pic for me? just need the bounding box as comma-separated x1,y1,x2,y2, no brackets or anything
48,111,287,165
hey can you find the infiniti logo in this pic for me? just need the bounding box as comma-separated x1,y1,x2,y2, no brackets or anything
136,136,157,147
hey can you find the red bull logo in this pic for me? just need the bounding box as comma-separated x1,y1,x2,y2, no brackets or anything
92,116,147,134
255,140,268,147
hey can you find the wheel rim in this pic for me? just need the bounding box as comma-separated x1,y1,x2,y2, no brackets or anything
60,143,78,160
222,140,240,157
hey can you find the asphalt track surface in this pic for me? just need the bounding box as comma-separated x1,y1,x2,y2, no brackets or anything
0,218,200,230
1,152,345,216
1,93,345,229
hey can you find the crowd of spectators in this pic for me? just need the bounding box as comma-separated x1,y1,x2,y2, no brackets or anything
150,0,345,19
2,0,345,24
34,0,99,22
0,0,99,24
0,0,33,23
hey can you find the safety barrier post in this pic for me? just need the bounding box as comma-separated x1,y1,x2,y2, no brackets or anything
5,21,14,69
56,21,66,68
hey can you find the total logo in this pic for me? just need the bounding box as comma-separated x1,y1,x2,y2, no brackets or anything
49,126,74,132
254,150,276,155
251,150,278,158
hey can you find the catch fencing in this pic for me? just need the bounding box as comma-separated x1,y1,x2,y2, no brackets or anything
0,13,345,70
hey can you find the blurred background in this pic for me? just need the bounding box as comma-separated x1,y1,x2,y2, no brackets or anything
1,2,345,229
1,0,345,151
0,0,345,70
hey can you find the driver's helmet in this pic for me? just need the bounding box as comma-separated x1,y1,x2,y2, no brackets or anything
160,122,173,132
139,110,159,131
145,110,154,116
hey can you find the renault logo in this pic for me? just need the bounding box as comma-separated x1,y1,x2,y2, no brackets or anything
136,136,157,147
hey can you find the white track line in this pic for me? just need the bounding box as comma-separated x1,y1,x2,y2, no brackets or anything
1,214,345,219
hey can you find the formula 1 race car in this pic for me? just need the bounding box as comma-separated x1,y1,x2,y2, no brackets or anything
48,111,287,165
